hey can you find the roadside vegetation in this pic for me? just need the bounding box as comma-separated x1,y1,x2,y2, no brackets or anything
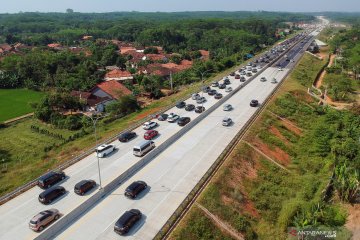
170,29,359,240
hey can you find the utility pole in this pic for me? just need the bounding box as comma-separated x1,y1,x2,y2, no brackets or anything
170,71,173,91
194,68,213,109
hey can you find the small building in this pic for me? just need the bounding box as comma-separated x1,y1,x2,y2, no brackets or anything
104,69,133,81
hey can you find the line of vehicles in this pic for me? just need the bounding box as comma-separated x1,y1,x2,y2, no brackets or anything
24,31,309,237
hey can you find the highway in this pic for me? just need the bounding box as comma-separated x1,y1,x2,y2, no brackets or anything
52,29,321,239
0,26,320,240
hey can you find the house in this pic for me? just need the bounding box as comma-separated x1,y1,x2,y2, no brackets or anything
47,43,63,50
104,69,133,81
82,35,93,40
199,50,210,61
120,46,137,54
92,80,132,100
143,54,168,62
0,44,13,55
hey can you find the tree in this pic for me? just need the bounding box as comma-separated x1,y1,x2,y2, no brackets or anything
106,95,139,116
66,9,74,14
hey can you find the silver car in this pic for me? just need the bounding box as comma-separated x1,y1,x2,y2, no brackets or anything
222,117,232,126
29,209,60,232
223,104,232,111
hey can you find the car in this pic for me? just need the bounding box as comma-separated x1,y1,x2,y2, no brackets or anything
271,78,278,84
37,171,66,189
247,62,252,66
191,93,200,100
222,117,233,126
229,72,236,76
195,106,205,113
202,86,211,93
218,83,226,89
176,101,186,108
265,59,270,63
246,72,252,77
167,113,180,123
240,71,246,75
223,104,232,111
211,81,219,87
196,96,206,104
185,104,195,111
208,89,217,96
29,209,60,232
178,117,191,126
291,59,295,63
144,130,158,140
260,77,267,82
38,186,66,204
114,209,142,235
235,74,240,79
240,76,246,82
118,132,137,142
225,86,233,92
252,68,258,73
125,181,147,199
96,144,115,158
142,121,157,130
214,93,223,99
250,99,259,107
223,78,231,85
224,76,230,81
286,58,290,61
157,113,168,121
74,180,96,195
278,67,283,71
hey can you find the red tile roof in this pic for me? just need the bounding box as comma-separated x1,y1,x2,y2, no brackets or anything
0,43,12,52
47,43,62,48
145,54,167,61
104,69,132,79
199,50,210,60
95,80,132,99
120,47,137,54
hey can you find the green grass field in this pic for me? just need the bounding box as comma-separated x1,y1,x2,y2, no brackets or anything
0,89,44,122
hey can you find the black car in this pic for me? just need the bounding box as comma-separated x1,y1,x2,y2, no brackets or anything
185,104,195,111
224,79,231,85
218,83,226,89
195,106,205,113
250,99,259,107
214,93,223,99
202,86,211,93
208,89,217,96
118,132,137,142
37,171,66,189
157,113,168,121
74,180,96,196
178,117,191,126
125,181,147,199
176,101,186,108
229,72,236,76
38,186,66,204
114,209,142,235
240,76,246,82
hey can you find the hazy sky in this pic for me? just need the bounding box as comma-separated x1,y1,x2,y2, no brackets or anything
1,0,359,13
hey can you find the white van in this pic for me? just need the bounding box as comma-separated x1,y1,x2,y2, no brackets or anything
96,144,115,158
133,140,155,157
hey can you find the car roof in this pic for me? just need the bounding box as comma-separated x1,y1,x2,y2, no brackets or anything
39,171,58,181
75,180,92,188
223,117,231,121
97,144,110,151
39,186,64,197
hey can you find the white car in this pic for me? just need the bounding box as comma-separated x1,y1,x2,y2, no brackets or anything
167,113,180,123
143,121,157,130
225,87,232,92
96,144,115,158
278,67,283,71
260,77,267,82
222,117,232,126
271,78,278,84
223,104,232,111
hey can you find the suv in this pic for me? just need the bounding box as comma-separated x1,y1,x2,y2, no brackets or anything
218,83,226,89
223,78,231,85
178,117,191,126
38,186,66,204
229,72,236,76
143,121,157,130
114,209,142,235
118,132,137,142
29,209,60,232
38,171,66,189
144,130,158,140
125,181,147,199
240,76,246,82
74,180,96,195
157,113,168,121
222,117,233,126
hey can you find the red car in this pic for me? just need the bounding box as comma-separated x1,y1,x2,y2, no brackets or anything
235,74,240,79
144,130,158,140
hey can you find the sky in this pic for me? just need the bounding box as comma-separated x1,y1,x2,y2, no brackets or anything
1,0,359,13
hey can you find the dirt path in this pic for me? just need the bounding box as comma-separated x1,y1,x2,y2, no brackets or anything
196,203,244,240
314,54,335,88
345,204,360,240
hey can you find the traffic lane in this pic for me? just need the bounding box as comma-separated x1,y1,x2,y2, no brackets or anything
54,67,289,240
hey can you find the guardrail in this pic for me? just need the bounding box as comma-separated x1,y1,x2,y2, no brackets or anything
32,34,304,240
154,34,311,240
